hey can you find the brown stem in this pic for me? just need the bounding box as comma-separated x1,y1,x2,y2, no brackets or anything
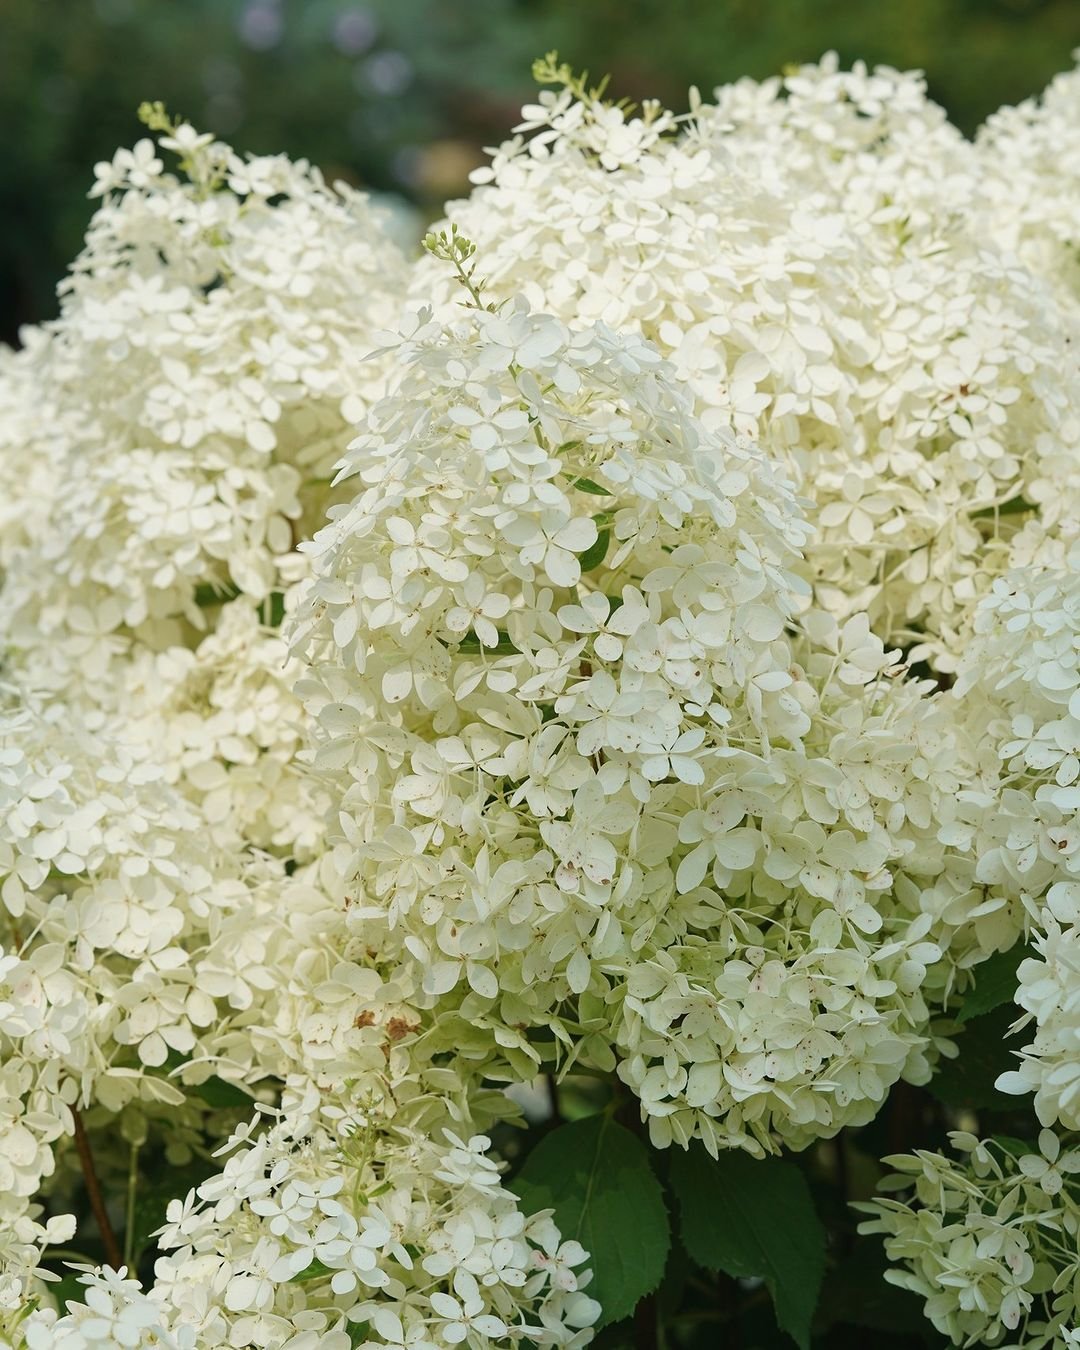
11,927,123,1269
71,1107,123,1270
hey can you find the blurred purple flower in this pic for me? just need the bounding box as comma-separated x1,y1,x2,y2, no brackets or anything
333,8,378,56
359,50,413,97
238,0,283,51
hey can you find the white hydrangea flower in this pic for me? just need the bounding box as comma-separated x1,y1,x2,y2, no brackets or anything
6,55,1080,1350
118,597,331,859
0,691,347,1214
293,296,995,1155
956,544,1080,819
977,52,1080,301
0,125,422,1263
996,893,1080,1129
21,1265,197,1348
412,57,1080,663
20,1108,599,1350
0,331,78,578
946,544,1080,1128
859,1130,1080,1349
0,1210,76,1321
0,115,407,705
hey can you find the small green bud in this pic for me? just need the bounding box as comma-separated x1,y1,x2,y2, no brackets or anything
137,100,176,133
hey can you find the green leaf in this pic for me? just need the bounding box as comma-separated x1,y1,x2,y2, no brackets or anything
49,1270,89,1317
992,1134,1033,1159
928,1002,1024,1110
150,1052,255,1110
566,474,612,496
970,495,1033,520
511,1114,669,1327
579,527,611,573
669,1144,826,1350
292,1257,332,1284
815,1237,933,1340
192,1075,255,1110
129,1155,218,1265
194,581,241,608
957,944,1029,1022
455,629,520,655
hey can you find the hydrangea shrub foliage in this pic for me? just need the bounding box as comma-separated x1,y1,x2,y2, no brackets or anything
2,51,1080,1350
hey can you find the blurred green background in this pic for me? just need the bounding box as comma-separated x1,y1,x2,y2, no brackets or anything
4,0,1080,343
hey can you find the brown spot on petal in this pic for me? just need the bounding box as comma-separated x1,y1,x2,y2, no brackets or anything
387,1016,419,1042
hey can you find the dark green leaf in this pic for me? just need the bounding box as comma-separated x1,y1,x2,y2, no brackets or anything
928,1003,1024,1110
992,1134,1034,1159
194,581,241,608
579,527,610,573
970,495,1033,520
589,1326,635,1350
957,944,1029,1022
192,1075,255,1109
669,1144,826,1350
49,1270,88,1316
150,1052,255,1110
655,1235,691,1320
455,629,520,655
129,1156,218,1265
511,1113,669,1327
815,1236,934,1339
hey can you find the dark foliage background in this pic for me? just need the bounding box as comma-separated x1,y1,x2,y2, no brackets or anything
4,0,1080,342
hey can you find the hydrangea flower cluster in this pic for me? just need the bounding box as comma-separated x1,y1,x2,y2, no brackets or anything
976,53,1080,302
0,335,78,578
945,544,1080,1132
0,108,408,703
413,55,1080,663
295,292,1002,1157
998,898,1080,1130
24,1106,598,1350
858,1131,1080,1348
0,113,596,1349
3,50,1080,1350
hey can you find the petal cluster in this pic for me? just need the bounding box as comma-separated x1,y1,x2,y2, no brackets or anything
3,52,1080,1350
414,55,1080,662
